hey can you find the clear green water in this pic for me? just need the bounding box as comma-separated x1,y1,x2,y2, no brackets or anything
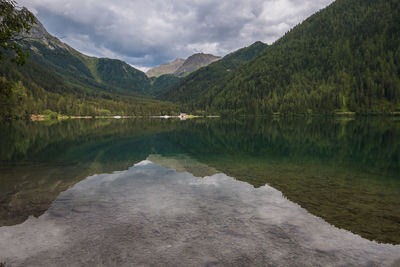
0,117,400,265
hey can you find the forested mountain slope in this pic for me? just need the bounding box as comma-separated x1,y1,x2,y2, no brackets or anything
176,0,400,115
0,20,178,118
0,20,151,96
149,74,181,96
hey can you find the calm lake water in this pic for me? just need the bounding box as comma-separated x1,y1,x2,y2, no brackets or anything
0,117,399,266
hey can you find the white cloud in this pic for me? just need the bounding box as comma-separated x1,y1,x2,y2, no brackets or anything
17,0,334,69
131,65,151,73
187,42,222,56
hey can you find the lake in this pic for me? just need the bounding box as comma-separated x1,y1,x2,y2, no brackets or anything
0,117,399,266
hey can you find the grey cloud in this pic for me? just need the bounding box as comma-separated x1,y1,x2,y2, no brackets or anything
17,0,334,69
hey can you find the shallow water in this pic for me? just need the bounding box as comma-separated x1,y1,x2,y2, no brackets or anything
0,118,399,266
1,161,399,266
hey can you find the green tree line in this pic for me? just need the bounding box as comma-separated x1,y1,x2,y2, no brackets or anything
0,76,179,120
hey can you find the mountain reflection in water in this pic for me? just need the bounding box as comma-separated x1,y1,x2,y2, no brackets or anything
0,160,399,266
0,117,400,265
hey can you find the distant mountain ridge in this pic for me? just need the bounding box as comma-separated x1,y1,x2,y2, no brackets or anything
149,43,268,97
146,58,185,78
174,53,221,77
147,53,221,78
160,41,268,102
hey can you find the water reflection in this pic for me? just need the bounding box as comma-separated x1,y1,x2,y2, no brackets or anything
0,117,399,246
0,161,399,266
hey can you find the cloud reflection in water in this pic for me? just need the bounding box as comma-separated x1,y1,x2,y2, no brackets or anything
0,161,399,266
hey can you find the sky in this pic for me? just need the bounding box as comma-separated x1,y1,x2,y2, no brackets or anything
17,0,334,71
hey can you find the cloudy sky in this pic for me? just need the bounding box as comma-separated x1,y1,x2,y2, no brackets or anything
17,0,334,71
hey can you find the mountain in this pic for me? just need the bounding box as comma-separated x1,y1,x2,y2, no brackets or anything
174,53,221,77
147,53,221,79
151,42,267,98
171,0,400,115
0,19,179,119
144,52,224,95
18,20,150,96
160,41,268,103
27,19,68,49
146,58,185,78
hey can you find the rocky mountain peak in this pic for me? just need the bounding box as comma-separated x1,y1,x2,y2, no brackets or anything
146,58,185,77
24,18,68,49
174,53,221,77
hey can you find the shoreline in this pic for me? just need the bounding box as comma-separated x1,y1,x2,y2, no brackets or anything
30,114,220,122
